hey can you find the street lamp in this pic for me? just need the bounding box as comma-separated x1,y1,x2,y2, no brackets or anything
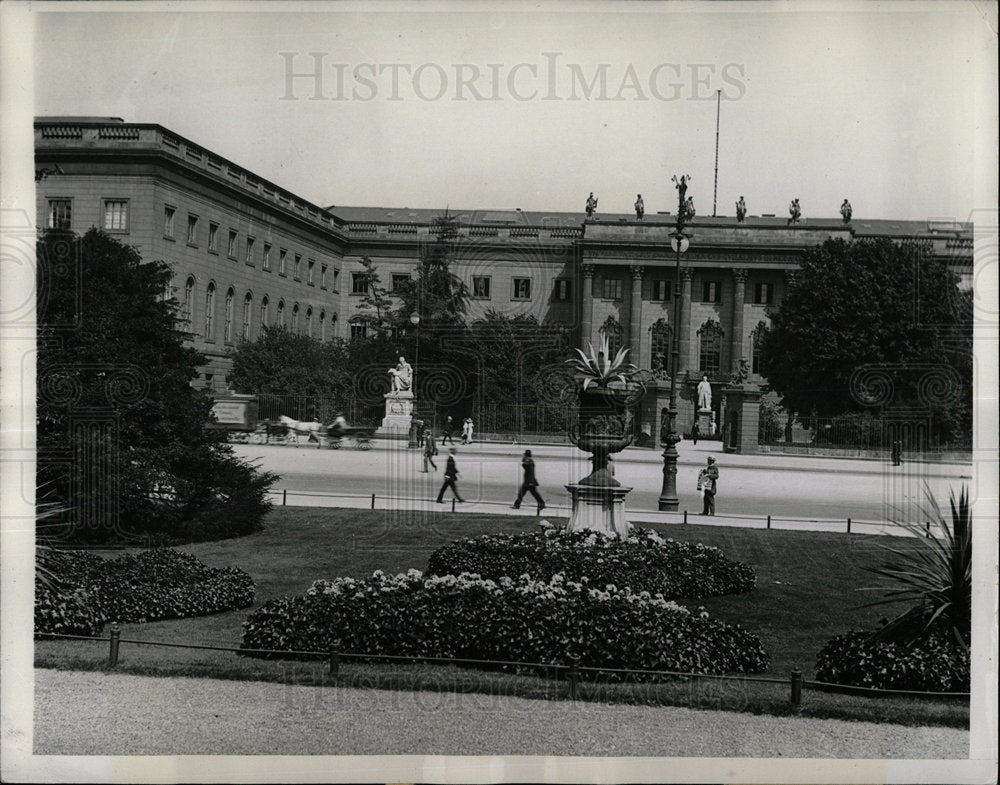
407,310,420,448
658,175,691,511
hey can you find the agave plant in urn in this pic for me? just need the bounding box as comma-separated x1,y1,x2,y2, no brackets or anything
563,335,647,538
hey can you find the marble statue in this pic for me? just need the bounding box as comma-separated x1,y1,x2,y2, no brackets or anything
388,356,413,392
697,375,712,411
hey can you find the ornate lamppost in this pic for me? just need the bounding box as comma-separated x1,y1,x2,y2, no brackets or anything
658,175,692,511
406,310,421,448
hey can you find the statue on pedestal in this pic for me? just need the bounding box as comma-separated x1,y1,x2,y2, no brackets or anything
634,194,645,220
788,198,801,224
730,359,750,386
736,196,747,223
697,374,713,411
840,199,853,223
585,192,598,218
388,356,413,392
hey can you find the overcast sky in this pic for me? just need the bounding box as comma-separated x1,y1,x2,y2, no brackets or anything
28,1,999,221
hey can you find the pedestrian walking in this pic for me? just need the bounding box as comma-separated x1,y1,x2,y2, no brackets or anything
891,440,902,466
436,448,464,503
691,420,700,445
512,450,546,514
465,418,475,444
413,418,425,447
697,456,719,516
422,428,438,472
441,415,455,445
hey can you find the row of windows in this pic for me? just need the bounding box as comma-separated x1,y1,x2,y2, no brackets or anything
350,273,572,302
47,198,129,233
599,318,769,376
164,205,339,290
180,278,337,344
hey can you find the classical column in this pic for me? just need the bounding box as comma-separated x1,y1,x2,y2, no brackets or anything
677,267,694,376
580,264,595,347
730,268,748,373
628,265,644,363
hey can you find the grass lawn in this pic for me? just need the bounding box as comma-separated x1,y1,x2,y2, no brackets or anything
35,507,968,727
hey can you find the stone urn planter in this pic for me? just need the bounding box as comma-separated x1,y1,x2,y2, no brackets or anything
564,338,646,538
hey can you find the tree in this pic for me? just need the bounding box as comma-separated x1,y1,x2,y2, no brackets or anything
759,238,972,444
354,255,392,329
230,325,347,398
37,229,276,543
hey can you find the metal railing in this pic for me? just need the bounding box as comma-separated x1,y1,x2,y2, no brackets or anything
36,630,969,708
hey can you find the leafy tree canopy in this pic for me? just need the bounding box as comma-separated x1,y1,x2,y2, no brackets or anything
759,238,971,442
37,229,275,543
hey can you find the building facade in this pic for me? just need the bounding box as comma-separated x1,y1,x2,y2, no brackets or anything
35,117,973,432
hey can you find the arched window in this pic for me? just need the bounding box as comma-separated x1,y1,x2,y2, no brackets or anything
204,282,216,339
319,310,326,342
306,307,313,338
599,315,623,357
224,288,235,343
649,318,672,372
242,292,252,341
260,296,269,329
697,319,724,374
292,303,300,334
277,300,285,328
751,321,769,375
182,276,195,326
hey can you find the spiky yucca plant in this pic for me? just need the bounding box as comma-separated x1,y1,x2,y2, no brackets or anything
861,483,972,650
566,334,637,390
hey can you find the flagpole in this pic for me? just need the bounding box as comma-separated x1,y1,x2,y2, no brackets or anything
713,89,721,217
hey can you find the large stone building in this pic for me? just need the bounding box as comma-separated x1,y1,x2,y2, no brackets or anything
35,116,973,435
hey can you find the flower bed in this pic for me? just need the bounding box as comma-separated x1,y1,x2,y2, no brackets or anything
241,570,769,677
35,548,255,636
815,630,970,692
426,527,756,599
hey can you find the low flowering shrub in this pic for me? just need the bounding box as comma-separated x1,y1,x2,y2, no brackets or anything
815,630,970,692
241,569,769,677
35,548,255,636
426,527,756,599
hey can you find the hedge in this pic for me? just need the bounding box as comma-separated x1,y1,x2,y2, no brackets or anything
426,527,756,600
35,548,255,636
815,630,970,692
241,570,769,677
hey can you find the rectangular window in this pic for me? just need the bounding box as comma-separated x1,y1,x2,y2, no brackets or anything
651,280,670,301
163,205,175,238
512,278,531,300
553,279,571,301
228,230,238,259
321,264,328,289
186,214,198,246
352,272,369,295
602,278,623,300
472,276,491,299
307,259,315,285
294,254,302,280
753,282,774,305
262,243,272,271
392,274,410,293
208,222,218,252
246,236,255,265
702,281,721,303
48,199,72,230
278,249,287,275
333,268,340,290
102,200,129,232
350,323,368,339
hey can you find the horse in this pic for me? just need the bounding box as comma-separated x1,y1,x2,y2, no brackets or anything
278,415,326,447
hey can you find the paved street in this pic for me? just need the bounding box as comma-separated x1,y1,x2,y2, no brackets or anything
233,439,973,533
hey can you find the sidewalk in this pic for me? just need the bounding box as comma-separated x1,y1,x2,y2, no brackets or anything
374,437,973,478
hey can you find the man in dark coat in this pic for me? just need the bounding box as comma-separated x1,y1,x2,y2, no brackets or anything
441,415,456,446
436,448,464,503
699,456,719,516
512,450,545,514
692,420,700,445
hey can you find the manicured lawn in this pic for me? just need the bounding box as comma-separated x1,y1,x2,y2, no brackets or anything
35,507,968,727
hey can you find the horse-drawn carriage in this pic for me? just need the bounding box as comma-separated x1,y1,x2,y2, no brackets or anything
220,414,375,450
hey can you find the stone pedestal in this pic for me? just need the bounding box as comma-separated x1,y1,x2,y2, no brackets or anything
696,409,714,436
564,483,633,539
377,390,414,439
722,385,762,454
